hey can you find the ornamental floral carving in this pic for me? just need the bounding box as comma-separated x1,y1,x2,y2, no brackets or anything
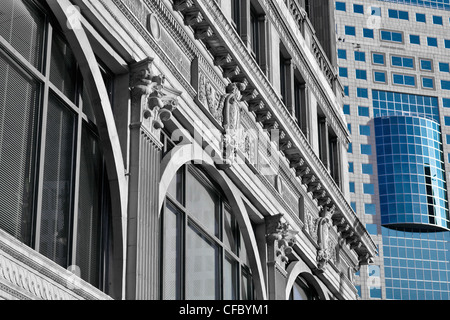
265,214,299,268
130,58,182,137
316,206,336,271
198,72,223,123
220,82,246,167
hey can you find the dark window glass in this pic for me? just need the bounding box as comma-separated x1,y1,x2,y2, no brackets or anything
39,94,76,268
0,51,40,244
50,32,78,103
76,125,104,287
0,0,46,70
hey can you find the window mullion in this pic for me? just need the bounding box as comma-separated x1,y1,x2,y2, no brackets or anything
70,82,84,268
33,24,53,251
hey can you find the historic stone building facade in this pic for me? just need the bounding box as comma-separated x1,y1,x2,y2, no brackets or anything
0,0,376,300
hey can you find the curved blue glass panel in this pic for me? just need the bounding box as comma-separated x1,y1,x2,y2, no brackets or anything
375,115,450,230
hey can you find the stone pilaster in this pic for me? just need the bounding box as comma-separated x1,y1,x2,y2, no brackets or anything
126,57,181,299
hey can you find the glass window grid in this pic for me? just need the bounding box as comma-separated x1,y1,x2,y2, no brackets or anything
388,9,409,20
382,226,450,300
374,115,449,230
391,55,415,69
392,73,416,87
0,1,114,289
445,40,450,49
164,165,253,300
380,30,404,43
372,90,440,123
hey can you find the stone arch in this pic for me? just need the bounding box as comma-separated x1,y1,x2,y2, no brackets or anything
160,143,267,299
46,0,127,299
285,260,329,300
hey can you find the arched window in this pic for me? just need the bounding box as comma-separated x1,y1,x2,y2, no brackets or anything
162,163,253,300
289,276,319,300
0,0,113,290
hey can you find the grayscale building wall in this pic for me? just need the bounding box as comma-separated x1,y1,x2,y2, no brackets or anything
0,0,376,300
335,0,450,300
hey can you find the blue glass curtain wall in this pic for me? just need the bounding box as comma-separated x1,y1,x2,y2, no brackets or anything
375,115,449,230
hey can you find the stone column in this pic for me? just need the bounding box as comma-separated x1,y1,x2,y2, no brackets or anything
126,57,181,299
265,214,298,300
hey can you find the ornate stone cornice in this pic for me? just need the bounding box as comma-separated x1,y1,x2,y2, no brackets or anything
0,230,111,300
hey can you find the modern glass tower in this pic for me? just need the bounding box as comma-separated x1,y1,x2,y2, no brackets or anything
335,0,450,299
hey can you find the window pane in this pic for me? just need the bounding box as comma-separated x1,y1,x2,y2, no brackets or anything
76,125,104,287
223,207,238,254
0,0,46,70
241,269,253,300
0,51,39,244
163,203,182,300
186,169,220,237
167,167,184,205
50,32,78,103
186,224,219,300
223,256,238,300
39,94,76,268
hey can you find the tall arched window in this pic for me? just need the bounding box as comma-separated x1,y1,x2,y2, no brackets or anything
0,0,112,290
162,163,254,300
